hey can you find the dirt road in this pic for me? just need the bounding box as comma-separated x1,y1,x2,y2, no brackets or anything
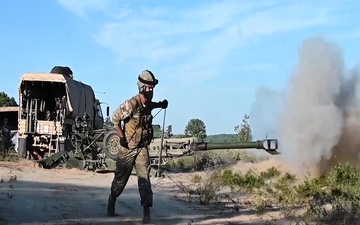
0,159,289,225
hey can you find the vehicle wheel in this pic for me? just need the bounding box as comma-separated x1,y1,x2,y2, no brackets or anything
103,130,122,160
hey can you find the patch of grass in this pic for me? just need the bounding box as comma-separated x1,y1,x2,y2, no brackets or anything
189,171,225,205
170,169,226,205
294,162,360,224
0,139,18,162
174,162,360,224
0,152,19,162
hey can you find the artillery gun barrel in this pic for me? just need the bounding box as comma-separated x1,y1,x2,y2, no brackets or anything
192,139,279,155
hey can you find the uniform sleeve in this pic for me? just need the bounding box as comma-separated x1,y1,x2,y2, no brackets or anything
150,101,165,110
112,100,134,125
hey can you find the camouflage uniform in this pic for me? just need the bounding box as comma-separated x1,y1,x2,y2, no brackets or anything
107,70,168,224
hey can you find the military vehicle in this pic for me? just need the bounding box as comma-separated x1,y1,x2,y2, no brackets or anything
147,125,279,169
14,67,182,171
16,66,111,170
13,66,281,173
100,121,279,175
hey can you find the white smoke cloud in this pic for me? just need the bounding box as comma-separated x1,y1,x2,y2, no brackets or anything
249,37,360,176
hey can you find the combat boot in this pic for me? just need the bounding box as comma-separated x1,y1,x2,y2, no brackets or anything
107,194,116,216
142,206,151,224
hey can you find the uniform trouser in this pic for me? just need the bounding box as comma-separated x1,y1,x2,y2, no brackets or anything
110,146,153,207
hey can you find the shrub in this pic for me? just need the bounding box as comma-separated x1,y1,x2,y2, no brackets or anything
174,162,360,224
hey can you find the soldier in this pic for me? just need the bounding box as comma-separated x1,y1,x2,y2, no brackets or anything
108,70,168,224
1,118,11,153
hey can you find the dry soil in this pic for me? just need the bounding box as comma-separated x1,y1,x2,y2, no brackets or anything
0,157,292,225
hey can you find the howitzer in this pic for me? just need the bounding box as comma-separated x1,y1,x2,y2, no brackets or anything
95,137,280,174
189,139,279,155
152,138,279,176
148,138,279,161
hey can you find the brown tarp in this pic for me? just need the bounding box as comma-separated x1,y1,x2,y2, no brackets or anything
20,73,96,120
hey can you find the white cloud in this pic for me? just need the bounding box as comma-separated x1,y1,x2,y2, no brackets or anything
57,0,111,18
238,2,339,37
242,63,280,72
58,0,348,85
55,0,359,134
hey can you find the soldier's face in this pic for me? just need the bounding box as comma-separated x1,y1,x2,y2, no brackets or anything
143,86,154,101
145,86,153,92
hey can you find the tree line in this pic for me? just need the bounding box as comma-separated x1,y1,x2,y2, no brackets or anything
183,115,252,142
0,92,18,107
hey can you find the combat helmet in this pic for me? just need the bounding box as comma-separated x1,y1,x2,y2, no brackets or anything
137,70,158,93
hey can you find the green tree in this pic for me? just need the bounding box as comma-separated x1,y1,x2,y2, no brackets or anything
234,114,253,142
184,118,207,140
0,92,18,107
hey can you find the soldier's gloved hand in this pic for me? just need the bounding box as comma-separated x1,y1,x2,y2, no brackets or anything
160,99,168,109
119,136,128,149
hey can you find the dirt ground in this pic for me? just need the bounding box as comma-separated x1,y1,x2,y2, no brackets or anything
0,157,293,225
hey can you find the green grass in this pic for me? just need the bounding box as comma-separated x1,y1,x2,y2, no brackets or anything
174,161,360,224
0,152,19,162
0,138,18,162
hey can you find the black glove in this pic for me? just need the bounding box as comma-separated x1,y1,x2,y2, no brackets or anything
119,136,128,149
160,99,168,109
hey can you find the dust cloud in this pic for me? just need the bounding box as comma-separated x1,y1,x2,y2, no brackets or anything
250,37,360,177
